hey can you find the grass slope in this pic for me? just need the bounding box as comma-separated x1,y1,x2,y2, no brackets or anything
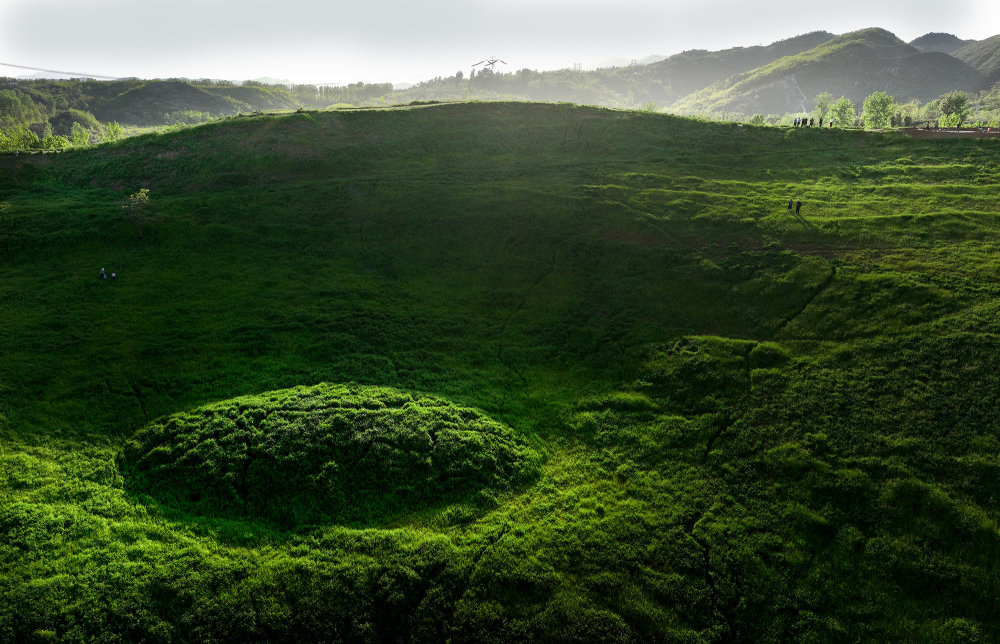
673,28,987,115
2,102,1000,641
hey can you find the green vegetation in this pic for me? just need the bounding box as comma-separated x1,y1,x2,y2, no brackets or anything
813,91,834,123
830,95,856,126
120,383,542,527
939,91,972,126
862,90,895,128
2,101,1000,641
0,77,400,151
119,188,151,239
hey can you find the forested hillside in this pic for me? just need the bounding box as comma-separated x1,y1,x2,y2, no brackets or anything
956,34,1000,80
670,28,987,115
391,31,835,108
0,77,393,142
2,102,1000,641
909,32,973,55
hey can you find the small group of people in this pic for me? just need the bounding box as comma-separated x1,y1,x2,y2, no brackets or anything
787,198,802,215
793,117,835,127
98,265,123,280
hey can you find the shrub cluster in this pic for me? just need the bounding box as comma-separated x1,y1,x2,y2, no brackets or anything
119,384,541,527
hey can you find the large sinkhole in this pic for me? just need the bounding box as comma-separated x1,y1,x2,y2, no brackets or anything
118,384,542,528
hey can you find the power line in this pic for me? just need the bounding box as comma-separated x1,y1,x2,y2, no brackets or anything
0,61,400,88
0,61,124,80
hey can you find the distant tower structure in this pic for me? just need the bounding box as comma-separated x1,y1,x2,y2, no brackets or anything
573,63,582,72
630,59,638,66
472,57,507,75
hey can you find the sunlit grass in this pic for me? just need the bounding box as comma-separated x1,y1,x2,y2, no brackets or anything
2,102,1000,641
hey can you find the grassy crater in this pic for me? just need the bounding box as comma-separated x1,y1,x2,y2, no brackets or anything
118,383,542,527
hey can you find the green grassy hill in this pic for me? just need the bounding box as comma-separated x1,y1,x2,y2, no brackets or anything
672,28,988,115
2,102,1000,641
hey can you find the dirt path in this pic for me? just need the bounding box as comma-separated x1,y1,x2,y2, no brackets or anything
899,127,1000,139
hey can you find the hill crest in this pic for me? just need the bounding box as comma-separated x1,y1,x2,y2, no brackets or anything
909,32,974,55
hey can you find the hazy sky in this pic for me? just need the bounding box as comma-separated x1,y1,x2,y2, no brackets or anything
2,0,998,86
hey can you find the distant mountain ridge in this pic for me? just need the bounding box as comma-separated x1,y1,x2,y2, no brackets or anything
670,28,990,115
909,32,973,55
644,31,836,104
955,34,1000,80
389,27,997,116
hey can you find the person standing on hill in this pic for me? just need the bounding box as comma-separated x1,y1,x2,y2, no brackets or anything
788,198,794,213
795,199,802,215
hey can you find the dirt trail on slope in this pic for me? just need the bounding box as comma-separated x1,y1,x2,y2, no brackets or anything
899,127,1000,139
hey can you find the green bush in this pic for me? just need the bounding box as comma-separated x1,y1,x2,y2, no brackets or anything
119,384,542,527
47,108,101,136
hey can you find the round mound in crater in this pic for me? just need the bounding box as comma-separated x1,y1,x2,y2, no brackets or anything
119,384,541,527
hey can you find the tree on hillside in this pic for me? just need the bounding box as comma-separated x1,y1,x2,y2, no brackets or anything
41,132,70,150
892,100,921,127
829,97,855,127
71,122,90,147
814,92,834,123
939,91,970,127
0,89,45,130
862,91,895,129
0,123,40,150
976,88,1000,126
121,188,151,239
103,121,125,143
49,109,101,136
